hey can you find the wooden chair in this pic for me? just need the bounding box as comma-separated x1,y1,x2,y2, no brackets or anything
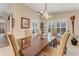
24,30,32,42
39,46,57,56
40,32,70,56
4,34,15,56
57,32,70,56
6,32,20,56
24,30,32,37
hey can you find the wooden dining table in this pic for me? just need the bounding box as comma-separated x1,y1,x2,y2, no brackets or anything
20,35,56,56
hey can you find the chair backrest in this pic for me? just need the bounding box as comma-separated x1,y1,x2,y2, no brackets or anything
6,32,20,56
24,30,32,37
57,32,70,56
6,33,15,56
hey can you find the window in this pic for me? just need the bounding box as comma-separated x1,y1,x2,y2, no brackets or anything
32,20,40,42
48,22,51,32
32,21,39,35
47,18,68,37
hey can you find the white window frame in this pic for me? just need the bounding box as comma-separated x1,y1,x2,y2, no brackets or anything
32,20,39,35
47,18,68,36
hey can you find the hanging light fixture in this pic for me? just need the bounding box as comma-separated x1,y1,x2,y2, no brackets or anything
42,3,51,20
38,3,51,20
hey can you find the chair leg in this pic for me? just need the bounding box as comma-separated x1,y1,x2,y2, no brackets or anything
64,46,67,55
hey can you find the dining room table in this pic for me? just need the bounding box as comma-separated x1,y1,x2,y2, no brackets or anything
20,35,56,56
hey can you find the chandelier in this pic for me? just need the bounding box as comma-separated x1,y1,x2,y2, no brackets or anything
39,3,51,20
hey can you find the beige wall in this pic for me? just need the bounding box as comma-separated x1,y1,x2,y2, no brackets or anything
10,4,79,39
10,4,40,39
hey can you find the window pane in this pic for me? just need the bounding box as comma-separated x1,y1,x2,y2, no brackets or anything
32,28,35,34
57,28,60,33
61,21,66,27
32,22,37,34
48,22,51,28
52,23,55,27
57,22,60,27
52,28,55,32
48,28,51,32
32,22,34,27
61,28,66,34
48,22,51,32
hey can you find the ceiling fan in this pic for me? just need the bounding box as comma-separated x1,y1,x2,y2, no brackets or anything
37,3,51,20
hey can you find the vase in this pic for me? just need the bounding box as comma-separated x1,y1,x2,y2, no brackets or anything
71,37,78,45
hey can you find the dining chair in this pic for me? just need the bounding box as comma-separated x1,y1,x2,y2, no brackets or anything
24,30,32,42
57,32,70,56
6,32,20,56
39,32,70,56
6,33,15,56
24,30,32,37
39,46,57,56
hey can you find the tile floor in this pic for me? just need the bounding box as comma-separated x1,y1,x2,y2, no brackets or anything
66,37,79,56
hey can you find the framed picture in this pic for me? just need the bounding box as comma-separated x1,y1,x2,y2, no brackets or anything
21,17,30,28
21,38,30,49
12,18,15,28
8,13,15,28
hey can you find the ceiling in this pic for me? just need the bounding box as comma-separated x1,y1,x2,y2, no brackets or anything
25,3,79,13
0,3,12,13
